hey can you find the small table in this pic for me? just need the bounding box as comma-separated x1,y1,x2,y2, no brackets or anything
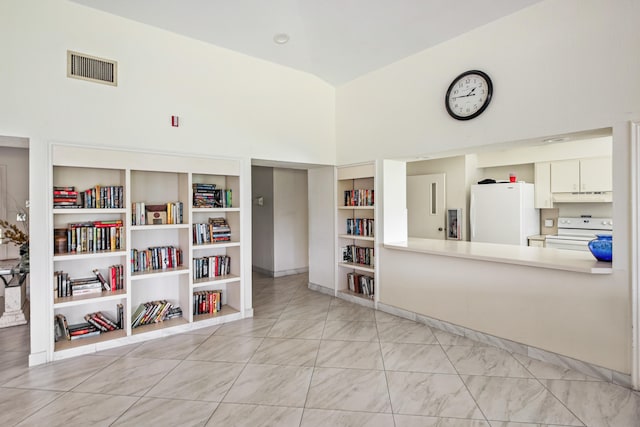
0,259,29,328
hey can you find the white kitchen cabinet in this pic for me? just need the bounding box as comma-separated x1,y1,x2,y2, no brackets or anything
550,160,580,192
579,157,612,192
550,157,611,193
534,162,552,208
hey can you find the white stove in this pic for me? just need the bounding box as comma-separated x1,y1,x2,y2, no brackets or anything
545,217,613,251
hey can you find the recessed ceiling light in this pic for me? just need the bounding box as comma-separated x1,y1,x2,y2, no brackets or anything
273,33,290,44
542,137,567,143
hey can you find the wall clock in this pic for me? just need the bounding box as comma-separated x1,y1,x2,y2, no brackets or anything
445,70,493,120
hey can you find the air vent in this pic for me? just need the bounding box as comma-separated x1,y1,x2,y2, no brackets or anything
67,50,117,86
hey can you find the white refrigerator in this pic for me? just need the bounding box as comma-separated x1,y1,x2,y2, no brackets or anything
470,183,539,246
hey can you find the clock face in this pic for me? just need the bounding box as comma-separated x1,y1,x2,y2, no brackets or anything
445,70,493,120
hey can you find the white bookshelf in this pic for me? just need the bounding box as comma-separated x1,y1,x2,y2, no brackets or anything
50,145,248,359
335,163,377,308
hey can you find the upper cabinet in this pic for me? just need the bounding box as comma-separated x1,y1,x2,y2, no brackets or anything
534,162,552,208
550,160,580,193
579,157,612,193
550,157,612,193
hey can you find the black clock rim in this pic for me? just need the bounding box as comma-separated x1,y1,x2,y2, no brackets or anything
445,69,493,121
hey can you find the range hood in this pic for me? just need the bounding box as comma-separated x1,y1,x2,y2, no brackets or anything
552,192,612,203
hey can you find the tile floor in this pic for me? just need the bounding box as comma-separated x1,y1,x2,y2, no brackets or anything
1,272,639,426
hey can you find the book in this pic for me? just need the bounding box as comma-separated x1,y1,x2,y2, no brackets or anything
85,314,109,332
93,269,110,291
70,330,101,340
116,303,124,329
55,314,70,341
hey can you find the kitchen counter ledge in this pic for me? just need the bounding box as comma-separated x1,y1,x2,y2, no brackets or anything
384,237,612,274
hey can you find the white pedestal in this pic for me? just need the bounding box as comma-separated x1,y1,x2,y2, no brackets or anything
0,279,28,328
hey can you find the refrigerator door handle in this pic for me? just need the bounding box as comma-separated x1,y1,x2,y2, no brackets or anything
470,193,476,239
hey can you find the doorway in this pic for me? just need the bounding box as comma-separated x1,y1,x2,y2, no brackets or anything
251,161,310,278
0,135,30,359
407,173,446,239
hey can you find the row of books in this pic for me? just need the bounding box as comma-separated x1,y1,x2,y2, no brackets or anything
193,184,233,208
131,300,182,328
346,218,374,237
62,220,124,253
192,217,232,244
193,255,231,280
132,202,184,225
344,189,374,207
94,265,125,291
347,272,375,297
53,185,124,209
341,244,375,267
131,246,183,273
55,272,102,299
193,290,222,315
54,265,124,299
54,307,122,341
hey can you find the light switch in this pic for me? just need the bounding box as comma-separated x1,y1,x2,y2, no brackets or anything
545,219,554,227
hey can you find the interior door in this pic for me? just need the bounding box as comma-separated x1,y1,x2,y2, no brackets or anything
407,173,446,239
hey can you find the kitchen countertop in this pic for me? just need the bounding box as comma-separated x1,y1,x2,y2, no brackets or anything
527,234,548,241
384,238,612,274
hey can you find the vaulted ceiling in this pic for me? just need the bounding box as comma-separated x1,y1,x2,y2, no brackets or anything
71,0,543,86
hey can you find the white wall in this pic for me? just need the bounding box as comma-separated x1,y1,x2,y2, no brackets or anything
273,169,309,276
308,167,335,290
251,166,274,274
0,0,335,364
336,0,640,373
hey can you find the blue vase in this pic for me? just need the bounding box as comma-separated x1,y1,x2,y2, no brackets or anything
588,234,612,262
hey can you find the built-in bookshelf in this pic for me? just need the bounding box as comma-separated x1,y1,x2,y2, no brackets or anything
336,163,377,307
189,173,241,323
50,145,247,360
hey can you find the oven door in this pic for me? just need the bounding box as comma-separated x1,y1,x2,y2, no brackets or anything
545,236,592,251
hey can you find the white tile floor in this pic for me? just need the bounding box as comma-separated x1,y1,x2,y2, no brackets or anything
1,272,639,426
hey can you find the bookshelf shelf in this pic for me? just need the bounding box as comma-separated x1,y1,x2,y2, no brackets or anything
53,208,127,215
54,289,127,309
193,304,239,322
338,262,375,274
192,207,240,213
130,266,190,280
338,288,374,299
338,206,375,210
54,329,128,352
131,316,189,335
338,234,374,242
192,241,240,250
49,145,246,362
336,163,377,306
53,250,127,261
193,274,241,288
130,224,190,231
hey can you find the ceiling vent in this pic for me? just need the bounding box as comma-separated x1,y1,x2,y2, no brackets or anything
67,50,117,86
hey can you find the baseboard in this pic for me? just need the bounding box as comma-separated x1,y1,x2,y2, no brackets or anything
252,266,308,278
29,350,48,367
273,267,308,278
308,282,334,296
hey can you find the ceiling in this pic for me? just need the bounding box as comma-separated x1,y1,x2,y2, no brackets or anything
71,0,543,86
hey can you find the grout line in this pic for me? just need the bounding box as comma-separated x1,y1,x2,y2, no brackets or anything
375,315,397,427
438,335,491,425
298,287,332,425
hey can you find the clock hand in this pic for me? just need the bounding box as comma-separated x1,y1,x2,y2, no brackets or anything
452,87,478,99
